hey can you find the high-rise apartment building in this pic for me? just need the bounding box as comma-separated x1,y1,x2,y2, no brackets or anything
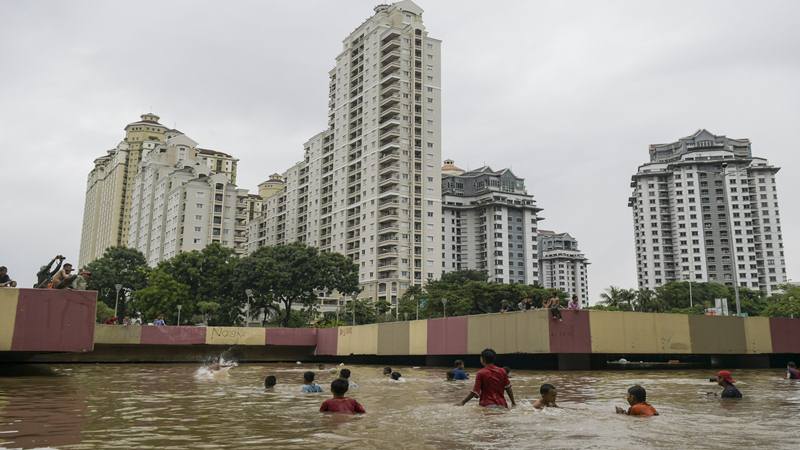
629,129,787,295
538,230,589,305
248,1,443,305
81,113,245,267
440,160,542,284
127,130,249,265
79,113,168,266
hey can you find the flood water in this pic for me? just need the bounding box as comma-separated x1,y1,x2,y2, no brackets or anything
1,363,799,449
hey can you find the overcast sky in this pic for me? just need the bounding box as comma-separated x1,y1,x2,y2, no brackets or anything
1,0,798,301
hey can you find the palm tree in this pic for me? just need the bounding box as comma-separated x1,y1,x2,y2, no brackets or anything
600,286,635,310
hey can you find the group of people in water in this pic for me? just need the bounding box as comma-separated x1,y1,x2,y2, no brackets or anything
249,348,800,416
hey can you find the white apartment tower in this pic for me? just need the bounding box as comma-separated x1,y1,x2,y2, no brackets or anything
79,113,241,267
629,129,787,296
248,1,443,305
440,160,542,284
127,130,249,266
538,230,590,306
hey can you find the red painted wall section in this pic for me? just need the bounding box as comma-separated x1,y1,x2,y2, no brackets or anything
549,310,591,353
11,289,96,352
141,326,206,345
427,316,468,355
769,318,800,353
267,328,318,346
315,328,338,355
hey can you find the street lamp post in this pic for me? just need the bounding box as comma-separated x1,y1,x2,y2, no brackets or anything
114,284,122,322
352,297,356,326
335,297,340,325
442,298,448,319
244,289,254,326
176,304,182,326
414,294,419,321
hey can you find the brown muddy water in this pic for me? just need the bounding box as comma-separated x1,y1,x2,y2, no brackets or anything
1,364,798,449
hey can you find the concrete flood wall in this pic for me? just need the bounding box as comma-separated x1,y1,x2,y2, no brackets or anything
0,288,96,353
4,287,800,367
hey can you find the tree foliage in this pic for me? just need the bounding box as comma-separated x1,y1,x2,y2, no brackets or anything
233,243,360,327
133,269,191,324
86,247,149,320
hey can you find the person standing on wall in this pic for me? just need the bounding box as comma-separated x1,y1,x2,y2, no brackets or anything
35,254,64,288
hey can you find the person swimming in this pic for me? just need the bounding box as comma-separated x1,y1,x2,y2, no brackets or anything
264,375,277,390
390,371,404,382
383,367,393,376
302,371,323,393
533,383,558,409
616,385,658,416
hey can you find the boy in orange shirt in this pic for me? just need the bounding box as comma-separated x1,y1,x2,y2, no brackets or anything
616,385,658,416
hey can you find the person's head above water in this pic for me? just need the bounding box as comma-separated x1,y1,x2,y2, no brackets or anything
540,383,557,402
788,362,797,369
383,367,392,376
715,370,735,386
446,370,455,381
454,359,464,369
503,366,511,375
303,371,316,384
390,371,402,380
331,378,349,397
627,385,647,405
264,375,277,388
480,348,496,366
339,368,351,380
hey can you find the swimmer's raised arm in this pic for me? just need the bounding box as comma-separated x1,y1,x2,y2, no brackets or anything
505,385,516,407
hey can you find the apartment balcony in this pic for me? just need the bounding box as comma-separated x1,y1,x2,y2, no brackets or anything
377,260,399,271
379,162,400,176
379,195,399,208
378,246,399,257
379,138,400,153
380,73,400,89
378,222,400,234
379,175,400,188
380,34,400,52
381,49,401,64
380,93,400,108
378,210,400,222
380,106,401,122
380,60,400,78
378,233,399,246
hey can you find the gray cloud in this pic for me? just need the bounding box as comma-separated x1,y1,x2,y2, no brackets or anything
1,0,798,301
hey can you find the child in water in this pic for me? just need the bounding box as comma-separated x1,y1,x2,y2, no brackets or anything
339,368,358,388
264,375,277,390
452,360,469,380
383,366,393,376
616,385,658,416
533,383,558,409
390,371,404,382
320,379,366,414
786,362,799,380
458,348,516,408
446,370,455,381
302,371,323,393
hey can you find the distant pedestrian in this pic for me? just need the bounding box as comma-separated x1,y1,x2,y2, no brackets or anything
153,315,166,326
568,294,580,310
49,263,76,289
0,266,16,287
544,294,563,321
35,255,65,288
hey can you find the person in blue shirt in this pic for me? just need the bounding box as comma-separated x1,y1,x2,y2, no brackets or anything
302,371,323,393
452,360,469,380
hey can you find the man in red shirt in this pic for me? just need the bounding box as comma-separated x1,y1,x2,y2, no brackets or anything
320,379,366,414
458,348,516,408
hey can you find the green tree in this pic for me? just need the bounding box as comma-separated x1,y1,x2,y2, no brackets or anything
96,301,115,323
762,285,800,318
133,269,191,324
158,243,240,324
197,301,221,325
600,286,634,310
86,247,149,320
233,243,360,327
398,285,425,320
